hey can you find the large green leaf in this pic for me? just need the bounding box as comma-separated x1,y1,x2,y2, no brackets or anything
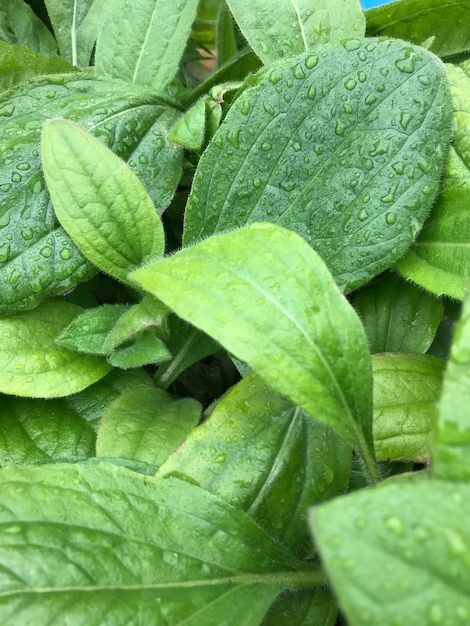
42,120,165,284
44,0,110,66
96,387,201,466
160,373,351,557
131,223,376,477
0,0,57,55
226,0,365,64
366,0,470,59
183,39,452,294
0,42,75,92
353,274,444,353
0,300,111,398
0,463,321,625
0,73,182,315
433,284,470,481
395,63,470,299
95,0,199,90
372,353,445,462
312,479,470,626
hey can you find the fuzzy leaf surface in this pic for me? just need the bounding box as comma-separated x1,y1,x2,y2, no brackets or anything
312,480,470,626
226,0,365,65
366,0,470,58
0,73,182,315
0,300,111,398
372,353,445,462
42,120,165,284
183,40,452,293
0,463,320,625
353,274,444,353
160,373,350,557
96,387,200,466
0,0,57,54
132,223,374,460
95,0,199,90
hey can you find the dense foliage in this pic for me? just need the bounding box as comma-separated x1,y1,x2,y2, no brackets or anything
0,0,470,624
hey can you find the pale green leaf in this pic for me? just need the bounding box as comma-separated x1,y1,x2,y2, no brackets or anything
0,42,75,92
366,0,470,59
433,285,470,480
0,462,321,624
44,0,110,66
167,97,207,150
42,120,165,284
312,480,470,626
131,223,376,475
56,304,130,355
226,0,365,64
96,387,200,465
0,300,111,398
0,73,182,316
95,0,199,90
372,353,445,462
183,40,453,294
353,274,444,353
160,373,350,557
107,330,171,369
0,0,57,55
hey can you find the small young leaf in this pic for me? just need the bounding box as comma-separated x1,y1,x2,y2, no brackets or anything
95,0,199,90
96,387,201,466
353,274,444,353
131,223,375,473
366,0,470,58
42,120,165,284
0,0,57,55
57,304,130,355
183,40,453,293
167,98,207,150
44,0,110,66
160,373,351,557
433,284,470,481
0,300,111,398
312,479,470,626
107,329,171,369
0,463,321,624
0,42,76,92
225,0,365,64
372,353,445,462
262,587,338,626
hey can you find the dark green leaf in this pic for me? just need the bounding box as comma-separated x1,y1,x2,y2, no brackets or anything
107,329,171,369
312,479,470,626
353,274,444,353
96,387,201,465
167,97,207,150
183,40,453,294
0,0,57,55
262,587,337,626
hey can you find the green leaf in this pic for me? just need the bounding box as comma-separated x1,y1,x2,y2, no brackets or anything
42,120,165,284
191,0,221,47
225,0,365,64
216,2,238,68
131,223,376,475
0,463,321,624
95,0,199,90
262,587,338,626
44,0,110,66
0,0,57,55
366,0,470,59
433,285,470,480
160,373,351,557
0,300,111,398
96,387,201,465
312,479,470,626
56,304,130,355
395,63,470,299
0,42,76,92
183,40,453,294
0,395,95,466
0,73,182,316
353,274,444,353
167,97,207,150
372,353,445,462
107,329,171,369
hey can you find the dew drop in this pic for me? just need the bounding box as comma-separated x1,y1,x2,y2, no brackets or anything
241,99,251,115
17,163,32,171
344,78,357,91
0,243,10,263
358,208,369,222
396,51,417,73
0,105,15,117
292,64,305,79
307,85,316,100
21,227,33,240
418,159,432,173
385,515,404,534
365,94,377,106
40,246,52,258
358,50,367,62
60,248,71,260
263,101,275,115
304,55,319,69
261,142,272,151
227,129,240,149
392,162,405,175
418,75,431,86
8,269,21,285
0,183,12,193
335,121,347,136
11,172,22,183
385,212,398,224
253,177,262,188
279,181,295,192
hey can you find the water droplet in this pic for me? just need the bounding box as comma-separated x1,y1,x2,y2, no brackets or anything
253,177,262,188
263,101,275,115
358,208,368,221
8,269,21,285
214,136,223,149
344,78,357,91
0,105,15,117
280,181,295,192
227,129,240,149
400,113,414,131
0,243,10,262
40,246,52,258
240,99,250,115
335,121,347,136
138,155,148,164
392,162,405,175
261,142,272,151
418,159,432,173
418,75,431,86
292,64,305,79
21,227,33,240
60,248,71,260
0,183,12,193
344,40,361,52
17,163,31,171
380,67,389,77
11,173,22,183
358,50,367,62
385,212,398,224
365,94,377,106
396,51,417,73
304,55,319,69
386,515,404,535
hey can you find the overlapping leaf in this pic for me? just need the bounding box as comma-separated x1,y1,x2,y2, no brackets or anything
0,0,57,55
183,39,452,293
